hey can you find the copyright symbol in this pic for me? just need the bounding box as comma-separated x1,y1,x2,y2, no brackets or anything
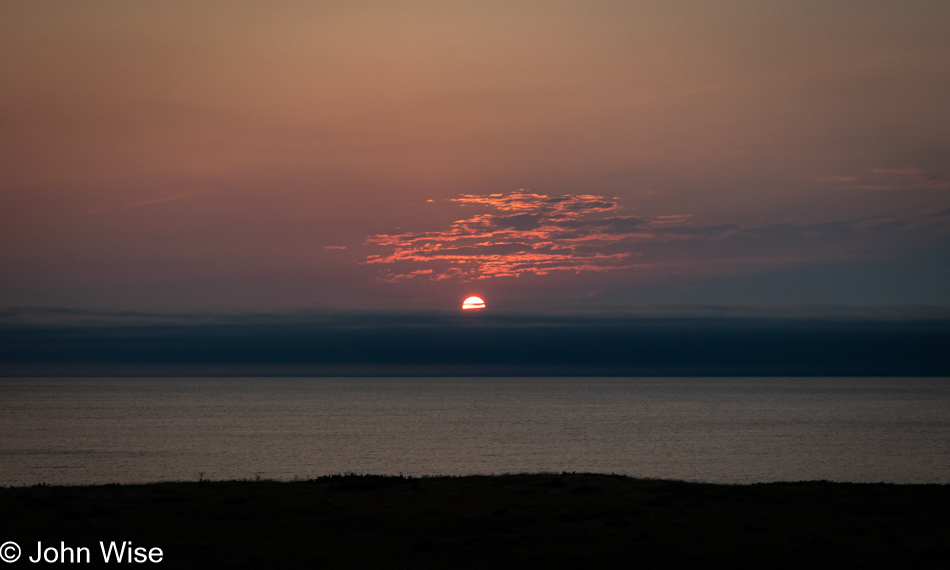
0,542,20,563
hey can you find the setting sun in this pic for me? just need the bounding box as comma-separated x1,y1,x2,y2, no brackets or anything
462,296,485,310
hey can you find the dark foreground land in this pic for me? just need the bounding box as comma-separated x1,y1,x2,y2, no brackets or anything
2,474,948,569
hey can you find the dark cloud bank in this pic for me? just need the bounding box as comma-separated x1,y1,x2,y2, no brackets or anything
2,310,948,377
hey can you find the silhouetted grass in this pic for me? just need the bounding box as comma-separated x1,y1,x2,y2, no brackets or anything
1,473,948,568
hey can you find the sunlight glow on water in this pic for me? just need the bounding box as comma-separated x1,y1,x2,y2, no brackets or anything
1,377,948,485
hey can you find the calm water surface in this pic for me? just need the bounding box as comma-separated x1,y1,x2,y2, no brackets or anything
1,377,948,485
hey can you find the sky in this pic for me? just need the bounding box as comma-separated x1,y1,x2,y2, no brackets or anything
2,1,950,316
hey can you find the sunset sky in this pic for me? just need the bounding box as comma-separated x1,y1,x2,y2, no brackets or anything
2,1,949,316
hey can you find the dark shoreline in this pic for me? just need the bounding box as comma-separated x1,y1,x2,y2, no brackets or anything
2,473,948,568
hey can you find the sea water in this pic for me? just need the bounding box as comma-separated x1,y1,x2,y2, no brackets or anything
1,377,948,486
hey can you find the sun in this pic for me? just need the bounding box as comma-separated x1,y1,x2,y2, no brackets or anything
462,296,485,310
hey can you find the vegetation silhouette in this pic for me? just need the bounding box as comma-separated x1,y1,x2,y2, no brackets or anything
2,473,948,568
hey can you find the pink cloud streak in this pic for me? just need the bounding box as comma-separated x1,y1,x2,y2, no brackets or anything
840,166,950,191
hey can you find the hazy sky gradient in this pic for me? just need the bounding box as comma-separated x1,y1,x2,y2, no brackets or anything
2,1,948,313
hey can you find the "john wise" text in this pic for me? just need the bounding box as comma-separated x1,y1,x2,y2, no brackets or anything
25,541,163,564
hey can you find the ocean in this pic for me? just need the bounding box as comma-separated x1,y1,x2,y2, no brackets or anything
1,377,948,486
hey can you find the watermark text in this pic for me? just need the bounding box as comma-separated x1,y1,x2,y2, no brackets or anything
0,541,163,564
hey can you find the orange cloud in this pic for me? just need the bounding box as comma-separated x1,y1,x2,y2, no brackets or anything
365,192,695,281
364,194,950,284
